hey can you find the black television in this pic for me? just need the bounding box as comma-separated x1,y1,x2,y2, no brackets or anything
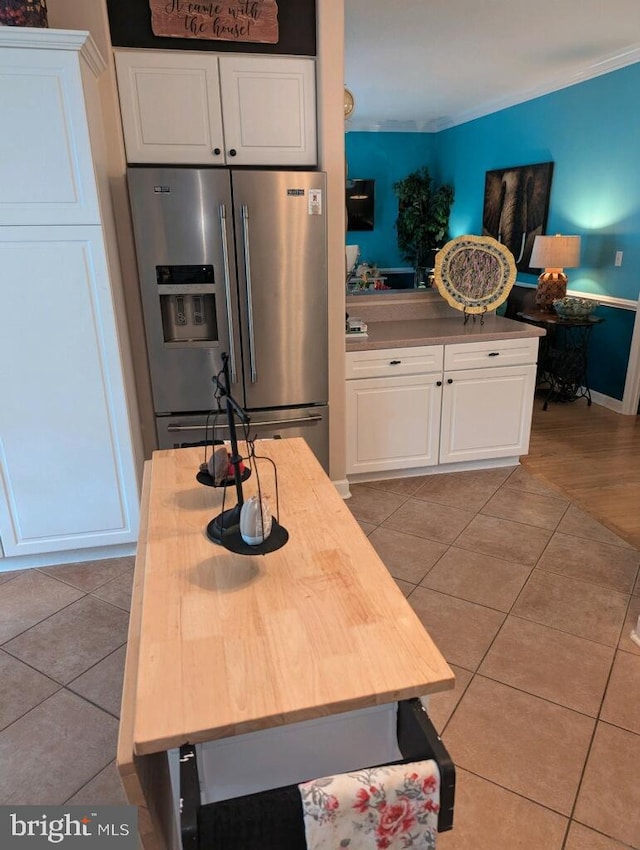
346,179,375,231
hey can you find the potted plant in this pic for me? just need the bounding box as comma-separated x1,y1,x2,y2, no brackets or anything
393,167,454,287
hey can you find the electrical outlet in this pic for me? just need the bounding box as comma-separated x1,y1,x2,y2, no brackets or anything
615,251,623,267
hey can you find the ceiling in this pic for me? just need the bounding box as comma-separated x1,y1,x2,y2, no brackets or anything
344,0,640,132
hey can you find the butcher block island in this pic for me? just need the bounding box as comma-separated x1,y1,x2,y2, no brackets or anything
118,439,454,849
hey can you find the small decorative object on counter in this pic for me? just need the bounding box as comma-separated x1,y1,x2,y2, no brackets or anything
552,296,599,319
0,0,48,27
345,316,367,337
208,445,230,486
347,261,389,293
240,495,272,546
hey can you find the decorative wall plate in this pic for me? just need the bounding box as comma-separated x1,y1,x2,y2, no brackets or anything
344,87,355,118
433,234,516,314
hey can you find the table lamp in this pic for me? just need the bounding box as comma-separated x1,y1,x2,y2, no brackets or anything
530,234,581,311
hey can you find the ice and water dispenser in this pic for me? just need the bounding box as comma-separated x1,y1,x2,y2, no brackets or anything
157,265,218,344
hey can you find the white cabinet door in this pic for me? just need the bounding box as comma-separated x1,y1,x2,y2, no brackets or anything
0,36,101,225
439,364,537,464
346,375,442,474
0,227,139,556
115,50,226,165
219,56,316,166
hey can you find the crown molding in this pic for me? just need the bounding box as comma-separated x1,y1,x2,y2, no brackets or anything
432,45,640,132
347,44,640,134
0,27,105,76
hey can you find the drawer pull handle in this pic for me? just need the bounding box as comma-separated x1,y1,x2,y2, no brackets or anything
488,352,500,357
389,360,402,365
447,378,453,384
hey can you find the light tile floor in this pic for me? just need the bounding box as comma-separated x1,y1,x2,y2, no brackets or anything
0,556,132,807
1,465,639,849
347,466,640,850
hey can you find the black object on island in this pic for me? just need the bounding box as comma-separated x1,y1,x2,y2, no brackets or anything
205,353,288,554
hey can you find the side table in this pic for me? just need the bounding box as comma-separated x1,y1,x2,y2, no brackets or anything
517,309,604,410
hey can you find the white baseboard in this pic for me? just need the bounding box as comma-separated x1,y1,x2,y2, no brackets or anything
345,457,521,488
0,543,136,572
333,478,351,499
589,390,624,413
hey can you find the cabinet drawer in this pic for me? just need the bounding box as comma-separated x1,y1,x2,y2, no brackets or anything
346,345,443,379
444,337,539,370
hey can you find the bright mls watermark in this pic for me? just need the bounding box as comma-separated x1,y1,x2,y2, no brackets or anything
0,807,137,849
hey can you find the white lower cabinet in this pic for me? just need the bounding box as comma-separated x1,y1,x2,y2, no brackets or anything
346,374,442,474
346,337,539,476
439,364,537,464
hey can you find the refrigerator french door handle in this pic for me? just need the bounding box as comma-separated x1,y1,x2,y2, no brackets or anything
241,204,258,383
167,414,323,433
218,203,237,384
167,424,211,432
238,415,323,428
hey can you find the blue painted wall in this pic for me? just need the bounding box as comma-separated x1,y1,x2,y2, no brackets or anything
346,63,640,400
436,63,640,302
345,132,436,267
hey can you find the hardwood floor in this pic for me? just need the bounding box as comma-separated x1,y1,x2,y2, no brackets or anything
522,393,640,548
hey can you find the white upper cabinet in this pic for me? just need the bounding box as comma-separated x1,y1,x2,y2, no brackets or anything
218,55,316,165
115,49,225,165
0,30,102,226
115,50,317,166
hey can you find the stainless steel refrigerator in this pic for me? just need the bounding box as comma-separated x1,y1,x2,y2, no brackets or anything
127,167,329,470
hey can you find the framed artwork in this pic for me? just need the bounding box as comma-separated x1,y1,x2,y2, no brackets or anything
482,162,554,273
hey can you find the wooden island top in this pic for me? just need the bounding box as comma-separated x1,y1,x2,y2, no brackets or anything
127,439,453,758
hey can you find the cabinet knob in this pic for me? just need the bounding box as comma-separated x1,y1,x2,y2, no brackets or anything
447,378,453,384
213,147,221,156
389,360,401,365
436,380,442,387
228,148,237,157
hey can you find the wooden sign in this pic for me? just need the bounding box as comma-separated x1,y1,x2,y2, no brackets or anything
149,0,279,43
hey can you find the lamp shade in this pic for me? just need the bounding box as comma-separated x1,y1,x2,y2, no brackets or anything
530,234,581,270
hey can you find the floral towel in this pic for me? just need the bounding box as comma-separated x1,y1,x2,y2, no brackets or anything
299,760,440,850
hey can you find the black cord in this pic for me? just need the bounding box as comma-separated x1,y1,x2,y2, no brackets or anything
202,408,222,467
203,365,226,467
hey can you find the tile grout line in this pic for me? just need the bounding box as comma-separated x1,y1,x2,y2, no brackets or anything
62,750,122,806
0,592,90,649
36,561,135,594
1,591,131,652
